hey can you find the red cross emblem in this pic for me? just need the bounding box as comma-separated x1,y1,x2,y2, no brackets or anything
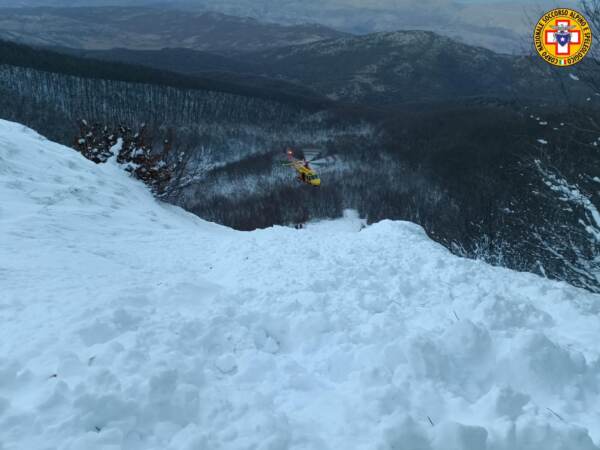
545,19,580,56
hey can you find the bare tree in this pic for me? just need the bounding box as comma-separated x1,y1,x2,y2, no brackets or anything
506,1,600,291
156,129,205,203
73,120,202,201
524,147,600,291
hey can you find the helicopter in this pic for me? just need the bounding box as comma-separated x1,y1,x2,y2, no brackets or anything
283,148,336,187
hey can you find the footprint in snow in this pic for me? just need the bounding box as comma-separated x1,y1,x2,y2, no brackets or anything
215,354,237,374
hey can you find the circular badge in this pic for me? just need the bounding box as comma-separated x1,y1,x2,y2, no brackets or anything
533,8,592,67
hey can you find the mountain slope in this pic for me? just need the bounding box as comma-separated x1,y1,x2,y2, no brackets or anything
0,39,367,179
0,6,348,52
48,45,319,98
2,119,600,449
1,39,597,296
0,0,549,53
53,46,262,76
57,31,593,106
0,39,328,106
241,30,595,105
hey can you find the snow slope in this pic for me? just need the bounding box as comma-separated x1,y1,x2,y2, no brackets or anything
1,119,600,450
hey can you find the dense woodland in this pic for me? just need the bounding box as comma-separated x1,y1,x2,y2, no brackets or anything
0,39,598,293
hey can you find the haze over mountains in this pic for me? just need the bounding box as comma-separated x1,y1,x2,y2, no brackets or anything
56,29,592,107
0,0,574,53
2,2,588,107
0,7,346,52
234,31,586,105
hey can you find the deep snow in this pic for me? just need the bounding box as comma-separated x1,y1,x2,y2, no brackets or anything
1,119,600,450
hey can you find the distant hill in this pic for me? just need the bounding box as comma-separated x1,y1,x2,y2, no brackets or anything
0,0,555,53
47,45,331,105
0,6,348,52
0,39,332,109
0,39,366,172
54,47,261,75
239,30,593,105
53,31,596,107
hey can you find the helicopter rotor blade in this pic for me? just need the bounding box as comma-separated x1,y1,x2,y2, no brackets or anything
309,155,337,167
302,149,323,162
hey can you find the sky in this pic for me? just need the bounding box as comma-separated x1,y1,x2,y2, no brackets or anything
0,0,563,7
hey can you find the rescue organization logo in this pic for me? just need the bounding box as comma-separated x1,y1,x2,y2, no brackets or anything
534,8,592,66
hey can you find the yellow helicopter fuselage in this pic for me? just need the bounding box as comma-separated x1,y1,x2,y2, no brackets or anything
291,160,321,186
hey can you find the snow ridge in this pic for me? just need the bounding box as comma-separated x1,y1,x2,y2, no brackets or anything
1,119,600,449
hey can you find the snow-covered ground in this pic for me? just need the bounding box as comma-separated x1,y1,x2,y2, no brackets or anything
1,119,600,450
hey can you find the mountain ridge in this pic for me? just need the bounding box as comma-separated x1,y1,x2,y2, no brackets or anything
50,30,595,106
0,5,349,52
